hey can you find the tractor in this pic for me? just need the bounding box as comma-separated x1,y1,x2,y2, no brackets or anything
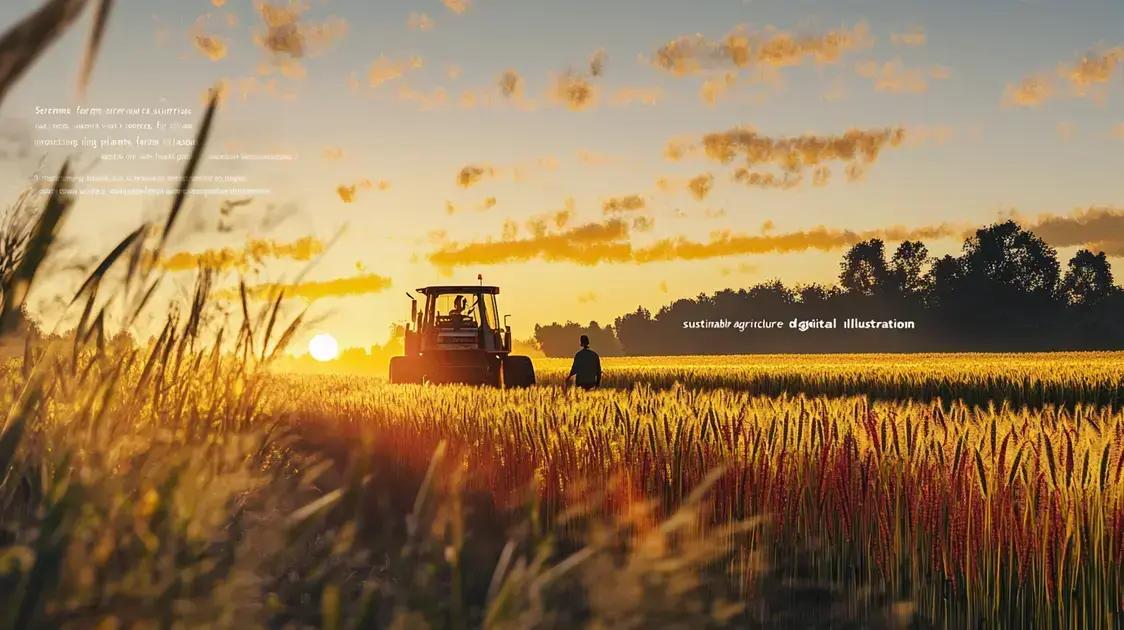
389,284,536,387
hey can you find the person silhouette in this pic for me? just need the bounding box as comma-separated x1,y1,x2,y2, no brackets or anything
566,334,602,391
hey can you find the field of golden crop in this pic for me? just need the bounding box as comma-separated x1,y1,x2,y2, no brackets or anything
285,373,1124,628
534,352,1124,408
9,338,1124,627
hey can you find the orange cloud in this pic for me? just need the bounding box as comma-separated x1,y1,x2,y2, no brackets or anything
426,218,968,269
688,174,715,200
499,69,522,98
1025,207,1124,256
367,55,424,87
161,236,325,272
856,60,932,94
337,178,390,203
602,195,647,214
610,86,664,106
550,72,598,111
1004,74,1054,107
651,22,872,76
655,174,716,199
456,157,557,187
254,1,348,60
429,207,1124,270
457,164,497,188
700,72,737,104
672,126,907,189
1006,46,1124,106
1063,47,1124,92
220,273,393,302
429,219,633,269
193,33,228,61
443,0,470,14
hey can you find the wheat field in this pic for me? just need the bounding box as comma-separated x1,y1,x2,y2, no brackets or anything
3,4,1124,627
284,369,1124,628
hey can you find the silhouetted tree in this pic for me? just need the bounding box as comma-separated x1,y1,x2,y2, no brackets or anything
961,221,1059,297
796,283,839,304
539,220,1124,355
840,239,889,296
534,321,622,357
890,241,929,296
1062,249,1114,305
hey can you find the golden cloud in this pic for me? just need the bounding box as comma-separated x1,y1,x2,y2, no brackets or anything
498,69,522,98
323,146,344,160
220,273,393,302
856,60,932,94
457,164,496,188
655,174,716,199
550,72,598,111
1006,46,1124,106
337,178,390,203
161,236,325,272
672,126,907,188
254,1,348,60
428,219,633,269
630,224,960,263
1025,207,1124,256
688,174,715,200
602,195,647,214
652,22,872,76
1063,47,1124,92
1003,74,1054,107
610,86,664,106
429,207,1124,270
193,33,228,61
700,72,737,104
443,0,470,14
733,169,803,189
367,55,424,87
425,217,969,269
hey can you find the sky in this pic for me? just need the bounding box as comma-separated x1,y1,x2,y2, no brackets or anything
0,0,1123,351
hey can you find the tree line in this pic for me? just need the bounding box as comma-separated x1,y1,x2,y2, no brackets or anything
534,220,1124,356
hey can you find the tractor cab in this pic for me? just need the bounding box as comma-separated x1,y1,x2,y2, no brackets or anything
391,284,535,387
406,286,510,356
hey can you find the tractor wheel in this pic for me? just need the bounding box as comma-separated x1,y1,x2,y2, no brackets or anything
389,356,421,384
502,356,536,388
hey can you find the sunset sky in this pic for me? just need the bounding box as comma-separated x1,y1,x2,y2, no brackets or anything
1,0,1123,351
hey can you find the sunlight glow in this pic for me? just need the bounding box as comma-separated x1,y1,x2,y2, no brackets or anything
308,333,340,362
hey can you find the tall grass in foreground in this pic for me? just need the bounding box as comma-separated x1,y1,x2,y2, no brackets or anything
288,377,1124,628
533,352,1124,409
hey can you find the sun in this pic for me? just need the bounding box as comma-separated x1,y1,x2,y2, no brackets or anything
308,333,340,362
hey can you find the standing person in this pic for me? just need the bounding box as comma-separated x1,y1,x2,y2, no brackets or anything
566,334,602,390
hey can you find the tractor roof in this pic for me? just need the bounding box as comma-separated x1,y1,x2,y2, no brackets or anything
417,285,500,295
